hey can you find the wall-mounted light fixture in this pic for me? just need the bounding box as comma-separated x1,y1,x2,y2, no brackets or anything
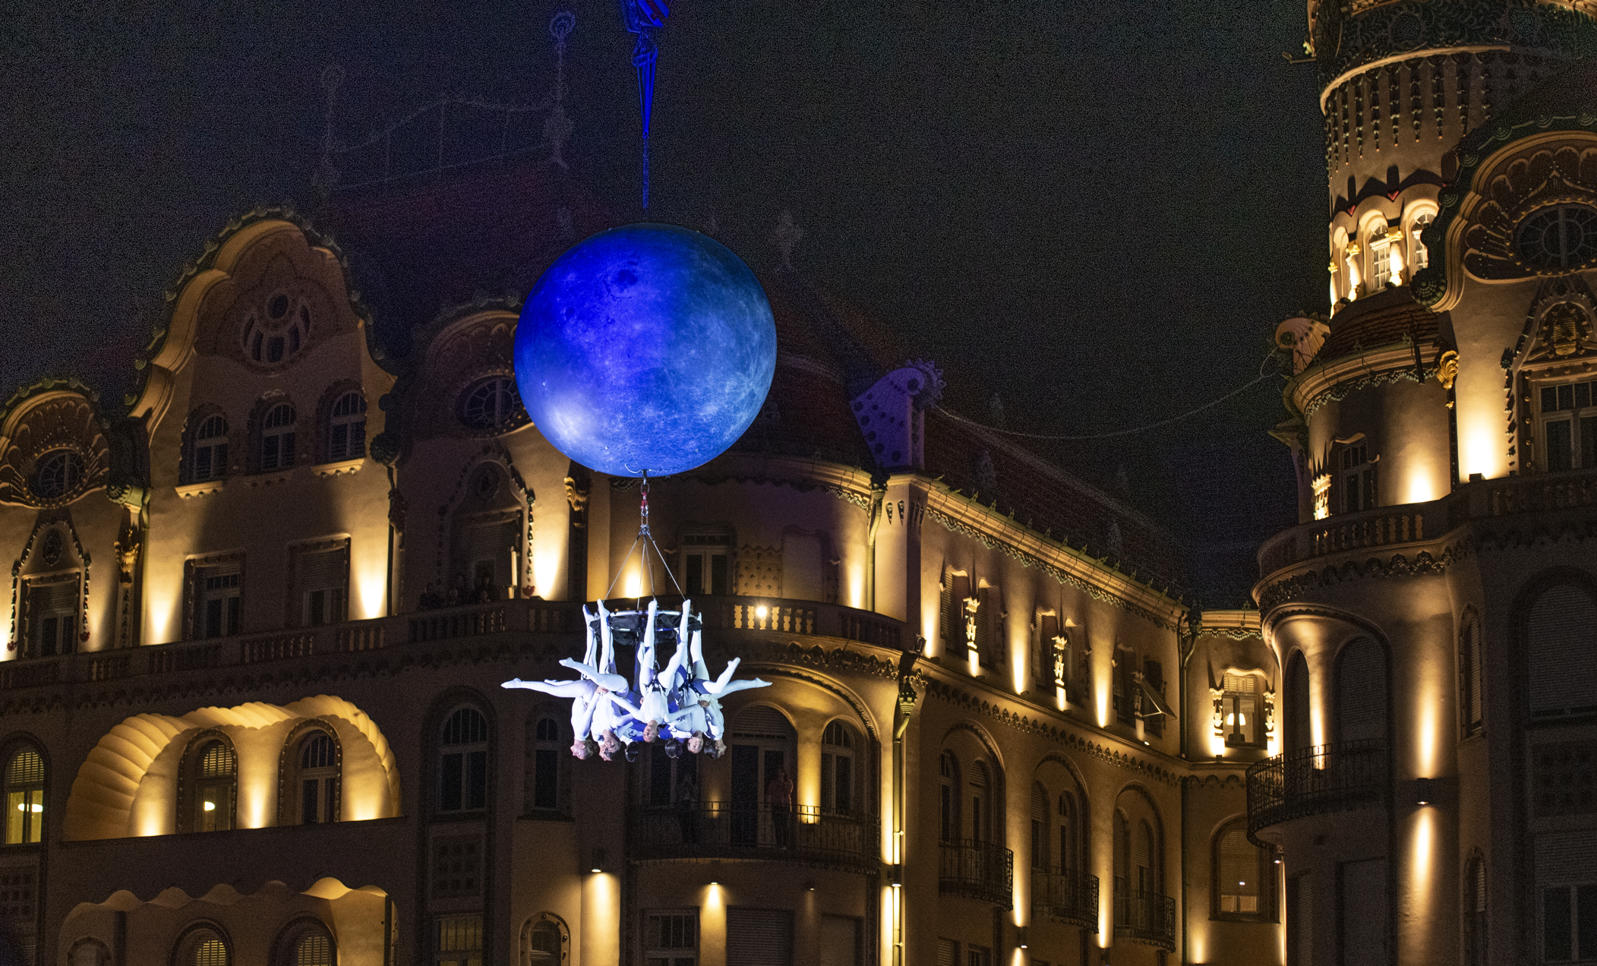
1414,778,1436,806
588,848,606,874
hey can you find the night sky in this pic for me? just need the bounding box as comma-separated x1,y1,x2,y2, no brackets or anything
0,1,1326,604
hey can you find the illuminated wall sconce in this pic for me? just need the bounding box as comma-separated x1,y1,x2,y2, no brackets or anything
588,848,606,874
1414,778,1436,806
888,863,903,888
1015,926,1028,950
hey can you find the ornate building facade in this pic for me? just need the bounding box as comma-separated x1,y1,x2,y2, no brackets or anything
5,1,1594,965
1253,1,1597,964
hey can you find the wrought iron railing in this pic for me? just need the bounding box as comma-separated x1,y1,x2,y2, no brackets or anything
1246,739,1389,838
1112,880,1175,950
938,839,1013,907
631,804,877,872
1031,868,1098,930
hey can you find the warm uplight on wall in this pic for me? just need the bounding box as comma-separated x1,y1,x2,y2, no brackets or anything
357,569,385,620
532,546,563,601
846,561,865,609
1459,415,1505,482
622,567,643,599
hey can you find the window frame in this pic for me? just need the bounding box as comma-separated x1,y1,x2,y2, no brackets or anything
3,744,46,846
180,735,238,834
1531,375,1597,473
1211,818,1277,921
280,726,340,826
323,389,367,463
643,908,698,966
437,706,491,815
819,720,859,817
256,401,298,473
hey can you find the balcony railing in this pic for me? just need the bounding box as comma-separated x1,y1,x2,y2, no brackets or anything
1031,868,1098,930
1112,881,1175,950
0,596,909,690
1245,739,1389,838
939,839,1013,907
1258,466,1597,580
630,804,877,872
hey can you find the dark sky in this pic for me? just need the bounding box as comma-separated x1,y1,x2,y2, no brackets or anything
0,1,1325,604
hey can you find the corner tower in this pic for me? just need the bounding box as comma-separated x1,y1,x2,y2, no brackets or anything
1256,3,1597,966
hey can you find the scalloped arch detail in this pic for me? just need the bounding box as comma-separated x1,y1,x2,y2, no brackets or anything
64,694,399,841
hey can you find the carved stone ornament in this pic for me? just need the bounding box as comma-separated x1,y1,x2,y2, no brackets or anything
0,393,111,508
1462,148,1597,281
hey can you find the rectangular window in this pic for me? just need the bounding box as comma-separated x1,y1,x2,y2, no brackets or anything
940,571,971,653
1338,442,1377,513
193,562,242,639
433,913,483,966
25,578,78,659
1222,673,1264,748
431,835,485,899
681,533,731,597
965,945,992,966
644,909,698,966
726,907,793,966
293,543,349,627
1537,379,1597,472
935,939,958,966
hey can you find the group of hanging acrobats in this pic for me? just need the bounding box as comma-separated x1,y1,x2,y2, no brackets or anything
503,599,769,761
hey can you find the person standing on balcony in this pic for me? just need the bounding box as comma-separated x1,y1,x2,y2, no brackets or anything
767,767,794,847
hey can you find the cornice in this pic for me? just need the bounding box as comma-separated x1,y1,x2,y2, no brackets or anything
920,487,1184,631
920,677,1181,788
1288,344,1435,419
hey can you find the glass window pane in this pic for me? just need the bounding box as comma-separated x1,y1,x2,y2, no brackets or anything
1548,420,1574,472
1578,885,1597,959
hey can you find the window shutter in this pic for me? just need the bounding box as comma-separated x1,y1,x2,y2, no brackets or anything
1335,639,1387,743
1527,586,1597,716
726,908,793,966
297,547,346,591
1536,830,1597,885
936,939,958,966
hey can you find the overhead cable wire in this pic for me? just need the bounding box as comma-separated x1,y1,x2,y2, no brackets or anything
933,351,1282,442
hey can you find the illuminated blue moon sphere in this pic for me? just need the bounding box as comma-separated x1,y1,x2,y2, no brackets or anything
514,224,777,477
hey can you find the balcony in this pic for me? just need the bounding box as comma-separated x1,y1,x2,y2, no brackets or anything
1112,880,1175,950
1031,868,1098,931
1257,466,1597,583
0,595,909,691
1245,739,1389,839
939,839,1013,907
630,804,878,873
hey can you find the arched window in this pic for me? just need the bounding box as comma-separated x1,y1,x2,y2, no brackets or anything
968,760,992,843
182,738,236,833
458,377,521,433
31,448,83,502
1029,783,1049,871
257,402,297,472
938,751,959,843
1464,853,1487,966
1213,819,1274,919
175,926,230,966
324,390,367,462
1525,583,1597,717
1285,651,1311,753
820,721,857,816
67,938,110,966
3,746,44,845
287,730,339,825
183,413,230,484
1334,638,1388,745
1057,790,1081,875
439,707,489,813
1366,219,1399,292
1136,819,1159,898
1459,612,1484,736
271,920,335,966
1409,211,1434,271
521,913,570,966
525,715,564,813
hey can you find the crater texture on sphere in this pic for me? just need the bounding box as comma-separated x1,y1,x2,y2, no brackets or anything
514,224,777,477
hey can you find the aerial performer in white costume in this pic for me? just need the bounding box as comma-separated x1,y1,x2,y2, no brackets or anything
503,596,769,759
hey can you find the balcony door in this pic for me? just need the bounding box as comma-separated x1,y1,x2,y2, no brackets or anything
729,706,794,846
